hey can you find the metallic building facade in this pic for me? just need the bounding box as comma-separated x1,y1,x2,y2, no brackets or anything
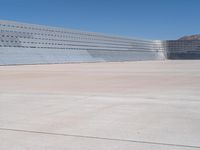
165,40,200,59
0,20,199,65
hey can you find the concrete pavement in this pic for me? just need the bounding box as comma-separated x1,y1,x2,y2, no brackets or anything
0,60,200,149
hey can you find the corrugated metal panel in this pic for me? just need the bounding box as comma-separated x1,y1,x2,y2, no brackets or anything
0,20,165,65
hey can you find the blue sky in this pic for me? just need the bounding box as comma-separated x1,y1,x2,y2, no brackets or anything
0,0,199,40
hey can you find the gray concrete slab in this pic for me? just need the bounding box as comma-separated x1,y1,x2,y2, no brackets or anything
0,60,200,149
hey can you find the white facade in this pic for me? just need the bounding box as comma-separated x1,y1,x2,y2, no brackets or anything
0,20,165,65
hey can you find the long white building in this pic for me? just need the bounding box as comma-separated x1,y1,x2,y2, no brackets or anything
0,20,166,65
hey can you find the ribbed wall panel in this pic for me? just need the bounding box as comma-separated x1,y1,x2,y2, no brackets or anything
0,20,166,65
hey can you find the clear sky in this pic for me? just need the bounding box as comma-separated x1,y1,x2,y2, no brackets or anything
0,0,199,40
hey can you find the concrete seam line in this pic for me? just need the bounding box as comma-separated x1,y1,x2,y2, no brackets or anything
0,127,199,149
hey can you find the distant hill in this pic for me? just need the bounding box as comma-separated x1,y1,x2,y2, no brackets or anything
179,34,200,40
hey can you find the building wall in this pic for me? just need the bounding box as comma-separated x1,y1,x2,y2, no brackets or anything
165,40,200,59
0,20,165,65
2,20,200,65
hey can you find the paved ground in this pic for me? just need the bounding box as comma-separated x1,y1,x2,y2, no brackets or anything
0,60,200,150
